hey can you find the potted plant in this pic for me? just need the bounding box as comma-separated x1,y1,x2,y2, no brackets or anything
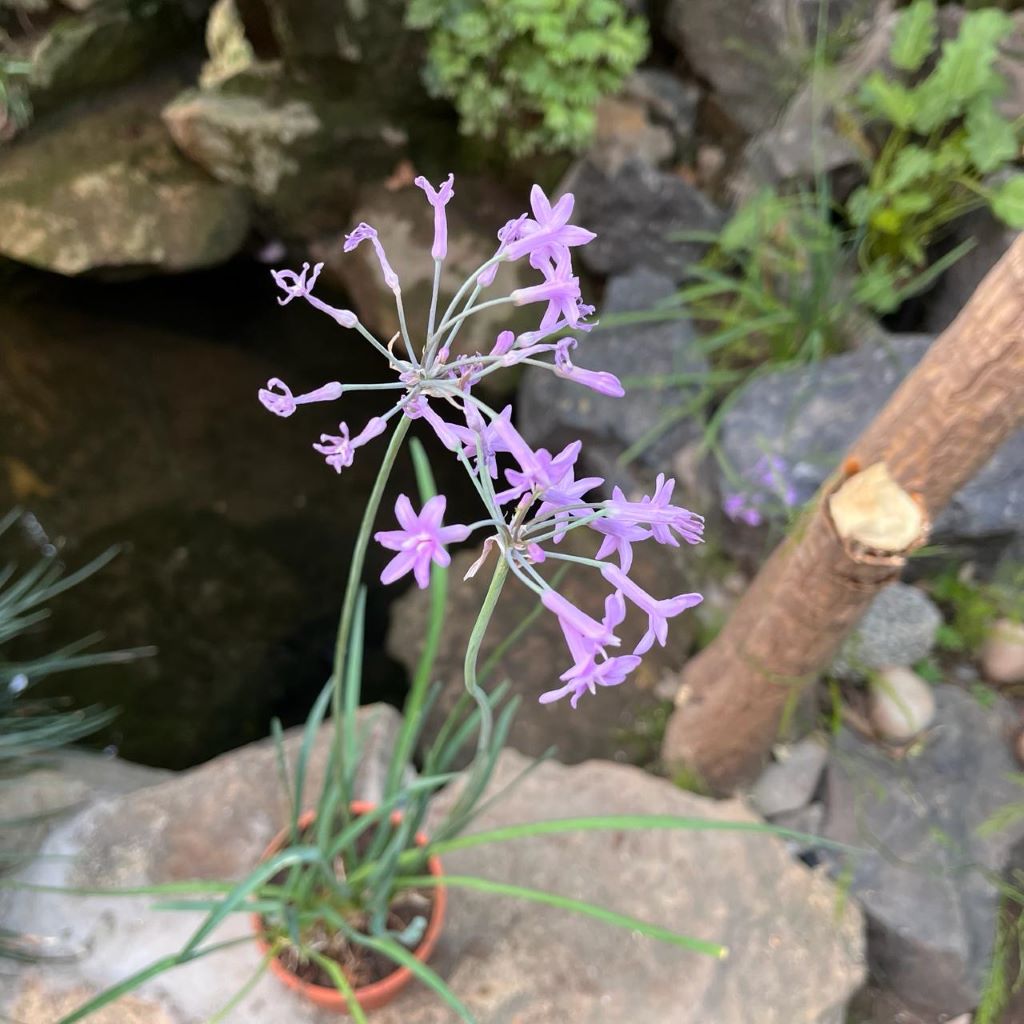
57,176,749,1023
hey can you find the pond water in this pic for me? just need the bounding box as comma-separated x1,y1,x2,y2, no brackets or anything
0,259,479,769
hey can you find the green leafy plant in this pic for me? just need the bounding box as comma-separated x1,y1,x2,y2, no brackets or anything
406,0,648,158
847,0,1024,310
928,561,1024,653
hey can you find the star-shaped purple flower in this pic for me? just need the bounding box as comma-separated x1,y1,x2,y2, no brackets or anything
504,185,596,268
375,494,471,589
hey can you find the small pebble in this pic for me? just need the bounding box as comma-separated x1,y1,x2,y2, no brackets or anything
980,618,1024,686
868,666,936,742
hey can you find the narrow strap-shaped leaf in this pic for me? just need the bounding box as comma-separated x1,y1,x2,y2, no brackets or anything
322,909,476,1024
308,950,369,1023
182,846,325,954
399,874,726,958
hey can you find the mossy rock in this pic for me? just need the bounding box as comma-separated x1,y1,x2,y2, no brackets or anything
28,0,205,115
0,76,250,275
162,67,406,238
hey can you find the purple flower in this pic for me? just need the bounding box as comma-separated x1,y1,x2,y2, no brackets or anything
479,215,529,288
271,262,357,328
723,454,797,526
600,564,702,655
540,592,636,707
404,396,464,453
497,430,584,504
490,330,515,357
606,477,704,547
259,378,343,418
504,185,596,268
511,252,584,331
344,223,400,294
723,493,763,527
540,653,641,708
554,339,624,398
313,416,388,473
375,494,471,589
541,588,621,646
592,516,651,573
414,173,455,260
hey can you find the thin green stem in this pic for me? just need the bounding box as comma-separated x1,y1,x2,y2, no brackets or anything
463,558,510,764
329,416,412,781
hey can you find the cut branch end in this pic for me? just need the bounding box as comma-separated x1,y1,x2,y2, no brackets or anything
828,462,928,561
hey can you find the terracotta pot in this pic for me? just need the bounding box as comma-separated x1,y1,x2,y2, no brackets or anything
252,801,446,1013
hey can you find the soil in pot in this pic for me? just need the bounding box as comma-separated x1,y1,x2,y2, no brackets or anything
260,818,438,990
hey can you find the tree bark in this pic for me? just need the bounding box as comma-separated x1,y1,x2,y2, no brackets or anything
662,232,1024,794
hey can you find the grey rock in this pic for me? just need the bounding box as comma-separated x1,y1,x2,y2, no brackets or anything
0,76,250,275
834,583,943,679
0,754,170,868
163,68,405,239
823,686,1024,1014
732,7,894,197
387,535,698,769
519,266,709,489
662,0,807,134
867,666,937,742
27,0,200,116
625,68,700,156
749,738,828,818
718,335,1024,543
5,748,866,1023
589,94,675,176
566,157,723,280
925,211,1020,335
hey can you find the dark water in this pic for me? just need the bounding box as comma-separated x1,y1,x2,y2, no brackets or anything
0,259,478,769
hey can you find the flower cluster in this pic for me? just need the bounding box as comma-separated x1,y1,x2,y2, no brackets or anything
259,177,704,707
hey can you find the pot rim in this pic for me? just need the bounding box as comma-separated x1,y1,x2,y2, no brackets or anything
251,801,447,1013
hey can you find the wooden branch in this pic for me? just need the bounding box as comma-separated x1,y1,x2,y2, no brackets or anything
661,233,1024,793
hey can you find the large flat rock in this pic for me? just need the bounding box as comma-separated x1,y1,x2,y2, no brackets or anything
0,77,249,275
5,737,864,1023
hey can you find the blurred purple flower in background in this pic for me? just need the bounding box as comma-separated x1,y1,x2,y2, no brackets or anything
723,453,798,527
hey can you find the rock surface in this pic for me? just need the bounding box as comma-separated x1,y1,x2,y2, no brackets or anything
718,335,1024,543
163,69,405,238
519,266,708,489
27,0,200,115
833,583,942,679
867,666,937,742
387,534,701,769
925,213,1020,335
662,0,808,134
823,685,1024,1014
567,157,723,280
4,745,866,1024
749,737,828,818
0,78,250,275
